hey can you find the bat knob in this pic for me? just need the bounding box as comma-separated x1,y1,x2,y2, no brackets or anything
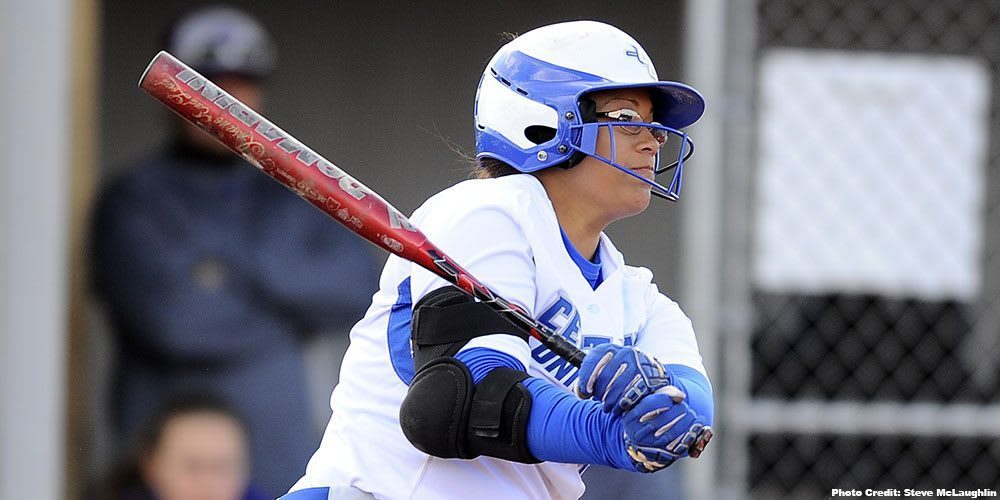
688,426,713,459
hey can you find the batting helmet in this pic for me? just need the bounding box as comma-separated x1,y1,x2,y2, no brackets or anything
474,21,704,201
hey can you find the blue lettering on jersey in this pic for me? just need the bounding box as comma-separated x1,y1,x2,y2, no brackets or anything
581,335,611,349
624,332,635,347
531,296,582,387
536,297,581,343
530,298,640,388
580,333,634,350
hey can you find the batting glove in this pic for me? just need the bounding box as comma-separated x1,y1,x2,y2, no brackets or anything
621,386,713,472
575,344,673,416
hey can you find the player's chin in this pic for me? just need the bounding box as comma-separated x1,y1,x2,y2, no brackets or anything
620,186,652,217
635,190,653,212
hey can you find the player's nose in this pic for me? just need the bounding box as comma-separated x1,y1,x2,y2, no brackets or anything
634,129,660,155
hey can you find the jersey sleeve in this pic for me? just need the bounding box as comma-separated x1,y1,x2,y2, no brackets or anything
635,283,714,423
408,197,536,367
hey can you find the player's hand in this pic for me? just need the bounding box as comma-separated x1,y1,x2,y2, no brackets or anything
575,344,673,415
620,386,713,473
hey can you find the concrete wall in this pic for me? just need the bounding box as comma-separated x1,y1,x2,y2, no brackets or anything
0,0,72,498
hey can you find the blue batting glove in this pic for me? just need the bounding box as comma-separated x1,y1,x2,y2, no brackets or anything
621,387,712,472
574,344,673,416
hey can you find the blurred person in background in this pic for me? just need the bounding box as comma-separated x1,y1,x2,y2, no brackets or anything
90,5,380,496
91,393,268,500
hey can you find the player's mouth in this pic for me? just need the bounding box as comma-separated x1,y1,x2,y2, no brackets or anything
630,166,655,180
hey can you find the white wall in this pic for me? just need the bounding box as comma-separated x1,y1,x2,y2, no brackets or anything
681,0,729,497
0,0,72,498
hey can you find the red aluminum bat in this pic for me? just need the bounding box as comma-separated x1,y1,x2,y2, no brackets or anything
138,50,585,366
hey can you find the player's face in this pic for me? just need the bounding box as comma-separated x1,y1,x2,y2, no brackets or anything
571,88,662,221
141,412,250,500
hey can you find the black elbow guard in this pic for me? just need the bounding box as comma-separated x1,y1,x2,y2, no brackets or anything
409,286,529,369
399,357,540,464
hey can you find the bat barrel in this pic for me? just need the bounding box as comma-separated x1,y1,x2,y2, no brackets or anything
139,51,587,373
138,51,431,265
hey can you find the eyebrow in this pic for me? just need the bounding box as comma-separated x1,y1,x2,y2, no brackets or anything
602,97,640,107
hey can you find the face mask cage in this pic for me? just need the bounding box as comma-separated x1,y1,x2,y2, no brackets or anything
568,121,695,201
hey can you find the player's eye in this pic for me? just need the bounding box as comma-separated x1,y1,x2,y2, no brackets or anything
649,123,668,145
595,109,669,146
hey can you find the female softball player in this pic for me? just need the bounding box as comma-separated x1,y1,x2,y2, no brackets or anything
282,20,714,500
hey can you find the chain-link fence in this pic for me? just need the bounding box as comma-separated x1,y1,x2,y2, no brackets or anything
717,1,1000,497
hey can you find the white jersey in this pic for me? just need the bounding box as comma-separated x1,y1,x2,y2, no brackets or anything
290,174,707,500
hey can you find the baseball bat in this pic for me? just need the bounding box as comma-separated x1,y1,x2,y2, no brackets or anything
138,51,585,367
138,51,711,458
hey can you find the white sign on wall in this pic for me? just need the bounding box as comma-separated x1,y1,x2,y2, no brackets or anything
753,49,991,300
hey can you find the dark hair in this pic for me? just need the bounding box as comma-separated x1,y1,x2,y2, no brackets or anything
89,392,249,500
498,31,519,43
470,157,521,179
137,393,249,455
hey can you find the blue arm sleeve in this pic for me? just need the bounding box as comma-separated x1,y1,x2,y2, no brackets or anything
454,348,630,470
522,378,630,469
666,364,715,425
454,347,526,383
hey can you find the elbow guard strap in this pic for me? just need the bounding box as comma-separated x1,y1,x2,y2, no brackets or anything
399,357,540,464
410,286,529,369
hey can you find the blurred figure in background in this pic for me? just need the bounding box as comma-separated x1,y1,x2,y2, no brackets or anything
91,393,268,500
90,5,380,495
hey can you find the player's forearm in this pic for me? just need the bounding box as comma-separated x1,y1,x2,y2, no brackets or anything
452,348,631,470
665,364,715,425
522,377,632,470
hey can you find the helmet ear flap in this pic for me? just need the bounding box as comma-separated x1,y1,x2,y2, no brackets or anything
524,126,556,145
562,98,597,169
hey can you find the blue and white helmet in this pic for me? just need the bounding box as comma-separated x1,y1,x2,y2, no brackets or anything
474,21,705,201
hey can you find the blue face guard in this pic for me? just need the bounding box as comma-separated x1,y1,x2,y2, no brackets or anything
569,121,695,201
